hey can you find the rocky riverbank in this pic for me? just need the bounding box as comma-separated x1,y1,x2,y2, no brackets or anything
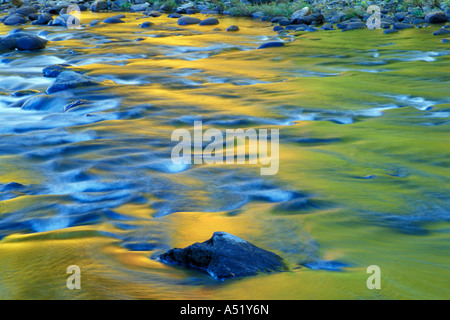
1,0,450,30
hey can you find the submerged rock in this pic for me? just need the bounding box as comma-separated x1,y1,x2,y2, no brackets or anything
158,231,287,281
46,71,102,94
257,41,285,49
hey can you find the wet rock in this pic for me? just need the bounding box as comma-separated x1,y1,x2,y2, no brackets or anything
158,232,287,280
434,28,450,35
168,13,182,18
0,37,17,52
15,5,37,17
226,25,239,32
90,19,100,27
103,16,125,24
291,13,324,25
394,12,408,21
291,7,312,21
425,11,447,24
139,21,153,28
257,41,285,49
384,29,399,34
12,89,40,97
42,64,77,77
393,22,414,29
64,99,87,112
273,25,284,32
199,17,219,26
130,3,149,12
177,16,201,25
46,71,102,94
90,0,108,12
31,13,53,25
321,23,334,31
341,21,366,31
146,11,162,17
1,33,48,52
21,94,64,111
16,35,47,50
4,14,27,26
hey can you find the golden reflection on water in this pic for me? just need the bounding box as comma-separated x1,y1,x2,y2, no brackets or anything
0,12,449,299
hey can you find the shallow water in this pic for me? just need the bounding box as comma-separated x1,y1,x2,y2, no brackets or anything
0,12,449,299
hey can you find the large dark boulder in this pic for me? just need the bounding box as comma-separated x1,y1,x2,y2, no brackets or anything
0,32,48,52
158,232,287,280
16,35,47,50
425,11,447,24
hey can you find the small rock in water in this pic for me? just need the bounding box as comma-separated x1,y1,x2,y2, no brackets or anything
177,16,201,25
103,17,125,24
226,25,239,32
434,28,450,36
139,21,153,28
384,29,399,34
46,71,102,94
12,89,40,97
168,13,182,18
42,64,78,77
199,17,219,26
257,41,285,49
158,232,287,280
393,22,414,29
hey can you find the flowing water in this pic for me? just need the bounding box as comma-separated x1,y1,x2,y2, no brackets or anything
0,12,449,299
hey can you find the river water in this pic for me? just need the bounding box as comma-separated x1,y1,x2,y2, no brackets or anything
0,12,449,299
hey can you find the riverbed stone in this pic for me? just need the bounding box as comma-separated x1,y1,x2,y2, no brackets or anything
103,16,125,24
16,35,47,50
291,7,312,21
42,64,78,77
177,16,201,25
46,71,102,94
90,0,108,12
257,41,285,49
15,5,37,17
31,13,53,25
393,22,414,29
199,17,219,26
425,11,447,24
226,25,239,32
158,232,287,280
434,28,450,35
4,14,27,26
